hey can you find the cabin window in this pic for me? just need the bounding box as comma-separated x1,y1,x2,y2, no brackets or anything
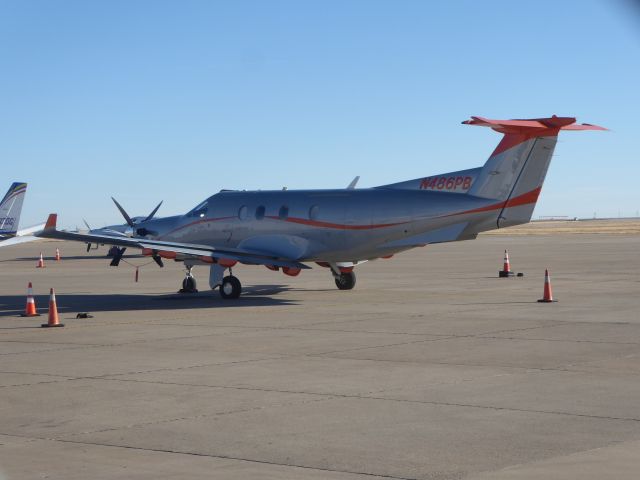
255,205,265,220
238,205,248,220
309,205,319,221
279,205,289,220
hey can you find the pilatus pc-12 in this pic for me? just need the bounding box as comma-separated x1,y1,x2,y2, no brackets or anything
37,116,604,299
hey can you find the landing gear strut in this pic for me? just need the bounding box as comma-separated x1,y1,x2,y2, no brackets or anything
179,266,198,293
334,271,356,290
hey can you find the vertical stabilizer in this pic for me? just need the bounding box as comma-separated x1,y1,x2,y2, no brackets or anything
0,182,27,236
464,116,605,227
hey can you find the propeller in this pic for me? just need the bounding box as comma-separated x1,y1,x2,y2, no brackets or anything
143,201,163,222
111,197,134,227
111,197,163,226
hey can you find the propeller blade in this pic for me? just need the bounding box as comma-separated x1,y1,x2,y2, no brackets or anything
347,176,360,189
152,253,164,268
143,200,163,222
82,218,92,230
111,197,134,227
109,247,126,267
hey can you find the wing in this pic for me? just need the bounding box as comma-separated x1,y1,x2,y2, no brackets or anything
0,235,43,247
36,214,311,270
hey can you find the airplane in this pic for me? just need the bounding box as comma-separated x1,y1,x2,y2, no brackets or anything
36,115,605,298
0,182,43,247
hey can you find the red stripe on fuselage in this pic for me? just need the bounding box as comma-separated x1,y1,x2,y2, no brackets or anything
157,215,404,240
444,186,542,218
266,216,407,230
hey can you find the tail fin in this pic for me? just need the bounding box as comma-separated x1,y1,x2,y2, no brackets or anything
464,116,605,227
0,182,27,236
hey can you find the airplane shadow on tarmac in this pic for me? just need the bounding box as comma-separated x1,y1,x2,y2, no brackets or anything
0,284,298,319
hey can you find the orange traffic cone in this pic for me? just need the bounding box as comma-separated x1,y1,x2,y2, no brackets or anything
498,249,514,277
55,248,61,261
36,252,45,268
537,269,557,303
42,288,64,327
20,282,41,317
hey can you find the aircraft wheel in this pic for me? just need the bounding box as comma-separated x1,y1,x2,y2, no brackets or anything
220,275,242,299
180,276,198,293
335,271,356,290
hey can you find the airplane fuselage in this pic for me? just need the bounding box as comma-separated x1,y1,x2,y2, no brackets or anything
138,188,498,263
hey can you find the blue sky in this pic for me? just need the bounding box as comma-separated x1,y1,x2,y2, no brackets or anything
1,0,639,228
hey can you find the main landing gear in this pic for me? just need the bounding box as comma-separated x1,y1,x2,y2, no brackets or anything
180,264,243,299
334,271,356,290
220,275,242,299
209,264,242,299
326,262,357,290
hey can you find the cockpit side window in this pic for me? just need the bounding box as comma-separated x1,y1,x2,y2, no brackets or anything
187,200,209,218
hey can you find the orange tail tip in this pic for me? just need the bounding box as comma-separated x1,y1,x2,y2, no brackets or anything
538,269,557,303
42,287,64,327
21,282,41,317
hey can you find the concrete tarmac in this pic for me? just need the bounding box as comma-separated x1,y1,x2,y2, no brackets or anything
1,234,639,479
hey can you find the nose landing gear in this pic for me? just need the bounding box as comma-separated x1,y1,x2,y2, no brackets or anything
178,266,198,293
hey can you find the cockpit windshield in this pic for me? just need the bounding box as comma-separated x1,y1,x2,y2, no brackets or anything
187,199,209,218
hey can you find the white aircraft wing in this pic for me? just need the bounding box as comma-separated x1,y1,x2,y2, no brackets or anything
0,235,43,247
36,214,310,270
17,223,46,236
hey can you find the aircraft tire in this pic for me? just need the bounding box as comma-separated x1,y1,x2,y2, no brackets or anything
335,271,356,290
180,276,198,293
220,275,242,299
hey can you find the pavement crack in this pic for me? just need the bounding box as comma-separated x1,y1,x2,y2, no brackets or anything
0,432,417,480
64,395,335,437
90,376,640,423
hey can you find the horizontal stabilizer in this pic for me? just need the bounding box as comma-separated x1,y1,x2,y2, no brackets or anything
463,115,607,133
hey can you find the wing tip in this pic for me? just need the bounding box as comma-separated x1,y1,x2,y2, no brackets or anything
44,214,58,231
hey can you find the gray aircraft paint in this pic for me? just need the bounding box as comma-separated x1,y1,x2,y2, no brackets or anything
36,116,605,297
